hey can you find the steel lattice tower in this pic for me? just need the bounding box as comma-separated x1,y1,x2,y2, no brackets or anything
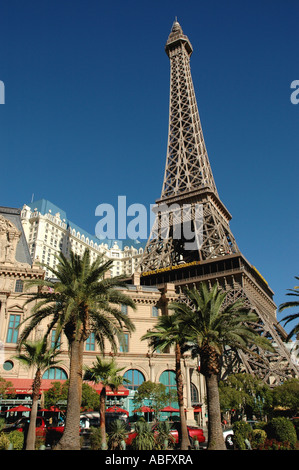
138,21,298,384
140,20,239,270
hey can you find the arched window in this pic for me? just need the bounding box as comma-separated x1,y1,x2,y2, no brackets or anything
123,369,145,391
159,370,176,394
42,367,68,380
159,370,178,407
191,383,199,404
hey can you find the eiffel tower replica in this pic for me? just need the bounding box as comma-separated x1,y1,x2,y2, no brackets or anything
138,20,298,385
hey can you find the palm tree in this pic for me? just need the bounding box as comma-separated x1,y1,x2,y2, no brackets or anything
141,314,191,450
278,276,299,340
83,356,130,449
169,283,275,450
14,338,61,450
18,249,135,450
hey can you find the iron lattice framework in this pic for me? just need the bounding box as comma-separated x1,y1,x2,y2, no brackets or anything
140,21,239,272
138,21,299,384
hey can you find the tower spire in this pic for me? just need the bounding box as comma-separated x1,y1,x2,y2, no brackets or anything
163,21,217,199
139,22,238,272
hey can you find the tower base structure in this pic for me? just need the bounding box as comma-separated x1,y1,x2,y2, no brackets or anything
139,252,299,385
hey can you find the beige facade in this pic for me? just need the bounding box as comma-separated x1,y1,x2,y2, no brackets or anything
0,206,44,376
0,207,205,425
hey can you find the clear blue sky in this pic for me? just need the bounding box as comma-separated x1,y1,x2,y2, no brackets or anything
0,0,298,331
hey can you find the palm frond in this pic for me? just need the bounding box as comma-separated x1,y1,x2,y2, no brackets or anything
17,248,136,352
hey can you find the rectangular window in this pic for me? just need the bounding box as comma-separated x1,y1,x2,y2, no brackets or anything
6,315,20,343
15,280,24,293
121,305,128,315
51,330,61,349
119,333,129,353
152,306,159,317
86,332,95,351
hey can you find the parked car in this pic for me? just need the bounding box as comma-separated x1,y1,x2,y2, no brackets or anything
223,427,234,449
168,422,205,445
80,411,130,432
2,417,47,439
126,421,205,448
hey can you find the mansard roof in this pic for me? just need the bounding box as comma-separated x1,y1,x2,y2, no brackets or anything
0,206,32,266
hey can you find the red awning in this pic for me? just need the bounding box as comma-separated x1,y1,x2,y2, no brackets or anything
6,378,129,397
133,406,154,413
86,381,129,396
39,406,62,412
193,406,202,413
6,405,31,413
6,378,65,394
106,407,129,416
160,406,179,412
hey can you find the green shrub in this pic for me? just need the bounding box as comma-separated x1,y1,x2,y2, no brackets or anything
89,426,103,450
232,421,252,450
250,429,267,449
0,432,10,450
35,437,46,449
131,421,155,450
292,419,299,439
7,431,24,450
107,420,128,450
265,417,297,449
253,421,267,430
154,421,175,450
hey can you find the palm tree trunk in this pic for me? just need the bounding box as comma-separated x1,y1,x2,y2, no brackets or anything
54,339,83,450
205,373,226,450
175,343,190,450
100,387,107,449
26,369,41,450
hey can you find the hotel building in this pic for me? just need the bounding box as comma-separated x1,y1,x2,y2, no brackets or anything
21,199,144,278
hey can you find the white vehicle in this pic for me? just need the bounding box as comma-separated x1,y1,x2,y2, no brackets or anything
80,411,100,428
223,428,234,449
